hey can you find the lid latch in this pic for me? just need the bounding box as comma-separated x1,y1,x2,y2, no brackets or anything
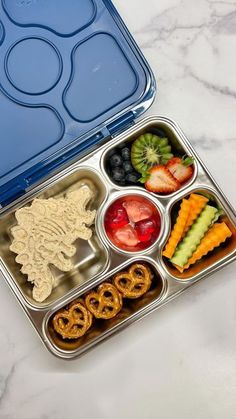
107,111,135,137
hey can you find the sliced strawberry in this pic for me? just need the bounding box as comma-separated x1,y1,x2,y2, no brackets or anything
114,225,140,247
123,200,153,223
145,165,180,194
166,157,194,184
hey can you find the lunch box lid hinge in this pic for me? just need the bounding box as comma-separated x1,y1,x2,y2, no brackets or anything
0,130,108,208
0,113,135,207
107,111,135,137
0,181,26,208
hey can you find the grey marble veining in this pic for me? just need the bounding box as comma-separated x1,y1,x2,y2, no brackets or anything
0,1,235,418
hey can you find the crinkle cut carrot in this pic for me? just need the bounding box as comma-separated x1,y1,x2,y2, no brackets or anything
182,194,209,237
163,199,191,259
174,222,232,272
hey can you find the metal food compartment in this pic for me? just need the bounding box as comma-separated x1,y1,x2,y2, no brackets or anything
45,258,166,357
98,190,165,256
0,168,109,309
102,118,198,196
162,187,236,282
0,116,235,359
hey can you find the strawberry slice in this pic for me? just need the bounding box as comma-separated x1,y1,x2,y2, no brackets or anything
114,225,140,247
145,165,180,194
123,200,153,223
166,157,194,184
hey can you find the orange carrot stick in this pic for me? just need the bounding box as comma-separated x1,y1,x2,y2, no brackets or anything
174,222,232,272
163,199,191,259
182,194,209,237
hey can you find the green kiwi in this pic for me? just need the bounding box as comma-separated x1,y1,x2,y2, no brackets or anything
131,133,173,174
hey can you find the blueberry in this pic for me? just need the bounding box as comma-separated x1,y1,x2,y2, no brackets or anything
108,148,118,157
112,167,125,182
110,154,122,168
117,180,126,186
117,142,127,150
125,172,140,184
123,161,133,174
121,147,131,161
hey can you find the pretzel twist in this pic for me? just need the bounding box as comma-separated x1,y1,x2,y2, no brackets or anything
85,283,122,319
113,263,152,299
52,299,92,339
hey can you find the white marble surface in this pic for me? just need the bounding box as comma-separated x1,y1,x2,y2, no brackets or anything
0,1,236,418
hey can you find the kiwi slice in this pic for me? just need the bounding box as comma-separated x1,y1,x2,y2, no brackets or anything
131,133,173,174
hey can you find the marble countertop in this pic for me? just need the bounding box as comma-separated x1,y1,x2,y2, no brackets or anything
0,1,236,418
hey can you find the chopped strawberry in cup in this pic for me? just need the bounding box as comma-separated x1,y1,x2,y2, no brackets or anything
135,217,160,243
104,202,129,230
104,195,161,252
123,200,153,223
114,224,140,247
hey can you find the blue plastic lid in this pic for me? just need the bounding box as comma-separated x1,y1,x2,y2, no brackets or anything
0,0,156,206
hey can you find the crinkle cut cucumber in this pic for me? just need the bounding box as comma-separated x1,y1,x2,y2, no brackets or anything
170,205,218,267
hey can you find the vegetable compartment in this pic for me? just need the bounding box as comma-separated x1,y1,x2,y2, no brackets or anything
162,189,236,280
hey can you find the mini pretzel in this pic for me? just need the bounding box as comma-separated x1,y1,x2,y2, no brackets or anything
52,299,93,340
113,263,152,299
85,283,122,320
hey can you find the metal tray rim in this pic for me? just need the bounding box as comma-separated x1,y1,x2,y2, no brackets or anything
0,114,235,359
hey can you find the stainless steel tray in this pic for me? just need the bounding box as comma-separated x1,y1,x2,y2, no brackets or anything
0,116,235,359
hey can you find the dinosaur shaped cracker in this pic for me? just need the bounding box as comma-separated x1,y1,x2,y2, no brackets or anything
10,186,96,303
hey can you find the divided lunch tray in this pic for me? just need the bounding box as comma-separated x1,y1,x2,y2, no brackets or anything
1,116,235,359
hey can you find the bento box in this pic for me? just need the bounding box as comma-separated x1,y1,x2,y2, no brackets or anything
1,116,235,359
0,1,235,359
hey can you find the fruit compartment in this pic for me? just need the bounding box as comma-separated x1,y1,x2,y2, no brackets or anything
98,190,165,255
0,167,109,308
162,188,236,281
45,258,166,355
102,119,197,197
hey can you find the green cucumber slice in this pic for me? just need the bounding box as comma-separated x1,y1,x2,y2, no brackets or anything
170,205,218,267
